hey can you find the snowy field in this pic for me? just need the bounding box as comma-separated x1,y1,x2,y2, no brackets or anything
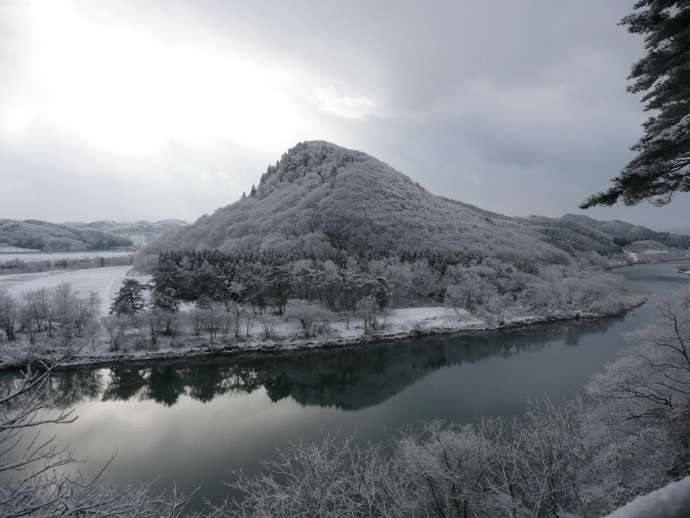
0,266,131,316
604,476,690,518
327,307,482,338
0,251,133,264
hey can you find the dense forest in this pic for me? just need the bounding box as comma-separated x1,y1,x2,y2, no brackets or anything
144,247,629,337
0,247,629,357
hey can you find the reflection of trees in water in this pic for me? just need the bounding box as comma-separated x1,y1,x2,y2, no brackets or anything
147,366,187,407
21,315,622,410
46,369,105,409
102,366,148,402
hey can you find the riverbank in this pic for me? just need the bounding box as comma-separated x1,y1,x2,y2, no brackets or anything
0,296,646,371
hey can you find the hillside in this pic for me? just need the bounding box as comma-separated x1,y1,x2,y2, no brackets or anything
66,219,187,248
0,219,132,252
142,141,689,264
142,141,566,265
666,226,690,236
525,214,690,256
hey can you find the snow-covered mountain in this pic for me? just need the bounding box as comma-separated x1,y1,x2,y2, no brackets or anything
142,141,690,262
0,219,133,252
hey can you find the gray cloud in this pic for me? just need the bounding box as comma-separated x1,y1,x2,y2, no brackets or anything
0,0,687,229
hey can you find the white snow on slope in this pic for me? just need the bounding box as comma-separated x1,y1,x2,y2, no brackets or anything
604,477,690,518
0,266,131,316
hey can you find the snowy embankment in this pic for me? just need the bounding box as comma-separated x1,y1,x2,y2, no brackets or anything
603,476,690,518
0,296,645,371
0,250,133,264
624,249,690,265
0,245,41,254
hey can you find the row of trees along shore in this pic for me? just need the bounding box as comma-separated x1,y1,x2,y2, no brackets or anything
146,248,622,323
48,246,624,352
0,253,132,275
0,246,627,355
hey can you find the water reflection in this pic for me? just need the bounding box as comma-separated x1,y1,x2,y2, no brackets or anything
41,315,623,411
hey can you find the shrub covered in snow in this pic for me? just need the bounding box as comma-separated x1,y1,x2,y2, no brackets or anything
285,299,336,338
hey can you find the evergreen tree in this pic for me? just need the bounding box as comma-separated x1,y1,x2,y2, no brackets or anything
266,265,291,314
583,1,690,207
151,254,180,305
192,261,221,300
110,279,146,315
372,276,390,311
151,287,178,313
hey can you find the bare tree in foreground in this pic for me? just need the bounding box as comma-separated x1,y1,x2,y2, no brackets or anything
0,350,206,517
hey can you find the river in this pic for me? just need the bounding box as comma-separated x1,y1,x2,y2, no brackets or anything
2,261,688,508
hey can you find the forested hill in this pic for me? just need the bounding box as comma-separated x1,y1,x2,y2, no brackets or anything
525,214,690,256
141,141,690,264
0,219,133,252
65,219,187,247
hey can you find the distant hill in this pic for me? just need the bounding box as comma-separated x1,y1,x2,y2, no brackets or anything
525,214,690,256
66,220,187,248
0,220,133,252
665,226,690,236
142,141,690,264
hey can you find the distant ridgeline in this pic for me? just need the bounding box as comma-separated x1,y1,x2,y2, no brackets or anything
140,141,689,315
65,219,187,248
0,219,132,252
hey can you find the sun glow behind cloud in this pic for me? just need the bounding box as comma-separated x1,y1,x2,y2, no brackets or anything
3,0,673,229
1,1,372,157
313,86,375,120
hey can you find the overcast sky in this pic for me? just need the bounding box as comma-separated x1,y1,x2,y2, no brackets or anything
1,0,688,229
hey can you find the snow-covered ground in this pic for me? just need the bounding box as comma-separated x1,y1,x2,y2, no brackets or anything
604,476,690,518
294,307,484,340
380,307,483,332
626,250,667,263
0,295,645,370
625,249,690,264
0,265,132,315
0,250,132,264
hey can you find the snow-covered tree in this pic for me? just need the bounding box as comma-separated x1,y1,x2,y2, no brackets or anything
286,299,335,338
110,279,146,315
588,301,690,423
0,290,18,341
583,1,690,207
444,273,487,313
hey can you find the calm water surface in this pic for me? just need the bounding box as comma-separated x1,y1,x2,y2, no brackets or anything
3,261,688,507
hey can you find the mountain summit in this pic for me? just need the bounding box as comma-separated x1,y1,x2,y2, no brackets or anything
142,141,690,263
